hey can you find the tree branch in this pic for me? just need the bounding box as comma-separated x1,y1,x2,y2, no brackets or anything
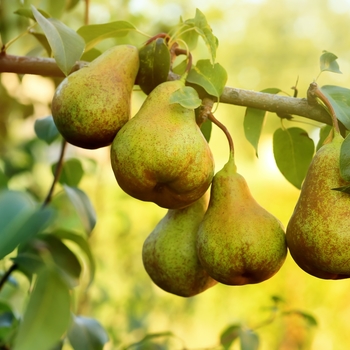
0,53,333,126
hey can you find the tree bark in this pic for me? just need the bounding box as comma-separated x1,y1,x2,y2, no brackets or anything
0,53,332,126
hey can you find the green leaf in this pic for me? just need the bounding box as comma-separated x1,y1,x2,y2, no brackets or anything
12,251,44,281
273,128,315,189
34,115,60,144
169,86,202,109
40,235,82,288
320,85,350,130
283,310,318,327
220,324,241,349
0,190,54,260
244,108,266,157
239,329,259,350
332,184,350,194
31,5,85,75
200,118,212,143
0,169,8,189
186,59,227,98
317,124,333,151
52,158,84,187
182,9,218,63
339,133,350,181
80,48,102,62
13,267,71,350
124,332,175,349
67,315,109,350
77,21,136,51
63,186,97,236
54,230,96,287
244,88,281,157
14,8,50,21
29,31,52,56
320,51,342,74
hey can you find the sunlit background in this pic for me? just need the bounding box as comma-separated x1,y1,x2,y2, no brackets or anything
2,0,350,349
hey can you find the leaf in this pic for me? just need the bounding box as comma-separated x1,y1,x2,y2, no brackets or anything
239,329,259,350
14,8,50,21
320,85,350,130
40,235,82,288
339,133,350,182
316,124,333,151
77,21,136,51
320,50,342,74
67,315,109,350
332,185,350,194
0,190,54,260
124,332,175,349
244,108,266,157
31,5,85,75
80,48,102,62
52,158,84,187
273,128,315,189
220,324,241,349
0,169,8,189
13,267,71,350
63,186,97,236
186,59,227,98
244,88,281,157
169,86,202,109
34,115,60,144
200,118,212,143
29,31,52,56
182,9,218,63
283,310,318,327
53,230,96,287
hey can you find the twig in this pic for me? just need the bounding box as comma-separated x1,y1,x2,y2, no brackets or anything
0,54,334,127
0,264,18,292
42,139,67,207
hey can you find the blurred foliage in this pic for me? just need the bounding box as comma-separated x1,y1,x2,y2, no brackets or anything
1,0,350,349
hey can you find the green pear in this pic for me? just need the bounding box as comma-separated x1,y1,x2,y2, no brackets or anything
196,154,287,285
110,79,214,209
51,45,139,149
286,132,350,279
142,192,217,297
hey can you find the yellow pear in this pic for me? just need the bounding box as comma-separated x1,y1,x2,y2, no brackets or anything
142,192,217,297
110,79,214,209
51,45,139,149
286,132,350,279
196,154,287,285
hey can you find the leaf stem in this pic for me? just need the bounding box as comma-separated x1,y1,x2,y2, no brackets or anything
42,139,67,207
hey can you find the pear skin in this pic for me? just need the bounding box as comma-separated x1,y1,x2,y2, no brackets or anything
142,193,217,297
286,132,350,279
196,155,287,285
110,79,214,209
51,45,139,149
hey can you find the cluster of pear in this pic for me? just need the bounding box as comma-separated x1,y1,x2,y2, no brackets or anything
50,43,350,298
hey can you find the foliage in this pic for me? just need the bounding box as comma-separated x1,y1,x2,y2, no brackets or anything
2,0,350,349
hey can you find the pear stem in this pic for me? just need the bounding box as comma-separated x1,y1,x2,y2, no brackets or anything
208,111,234,157
84,0,90,25
307,82,340,134
145,33,171,45
174,47,193,75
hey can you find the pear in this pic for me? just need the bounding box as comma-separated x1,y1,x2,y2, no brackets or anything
286,132,350,279
196,154,287,285
142,192,217,297
51,45,139,149
110,79,214,209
